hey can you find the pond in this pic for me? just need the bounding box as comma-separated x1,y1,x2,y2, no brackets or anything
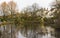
0,26,59,38
17,26,56,38
17,31,56,38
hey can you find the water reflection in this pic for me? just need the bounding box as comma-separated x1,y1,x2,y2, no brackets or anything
17,31,26,38
17,31,56,38
0,26,58,38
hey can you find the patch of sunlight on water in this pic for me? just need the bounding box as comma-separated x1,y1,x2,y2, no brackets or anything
17,31,26,38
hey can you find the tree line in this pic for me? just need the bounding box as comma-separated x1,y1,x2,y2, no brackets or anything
0,0,60,38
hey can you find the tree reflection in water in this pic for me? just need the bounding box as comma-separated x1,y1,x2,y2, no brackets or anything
17,31,56,38
17,27,56,38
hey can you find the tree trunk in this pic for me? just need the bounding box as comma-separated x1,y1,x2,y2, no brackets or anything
55,28,60,38
3,26,6,38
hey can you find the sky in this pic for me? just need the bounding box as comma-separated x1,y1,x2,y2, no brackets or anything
0,0,55,11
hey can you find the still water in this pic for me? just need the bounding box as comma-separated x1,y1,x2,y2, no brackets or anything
17,31,56,38
0,26,57,38
17,27,56,38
